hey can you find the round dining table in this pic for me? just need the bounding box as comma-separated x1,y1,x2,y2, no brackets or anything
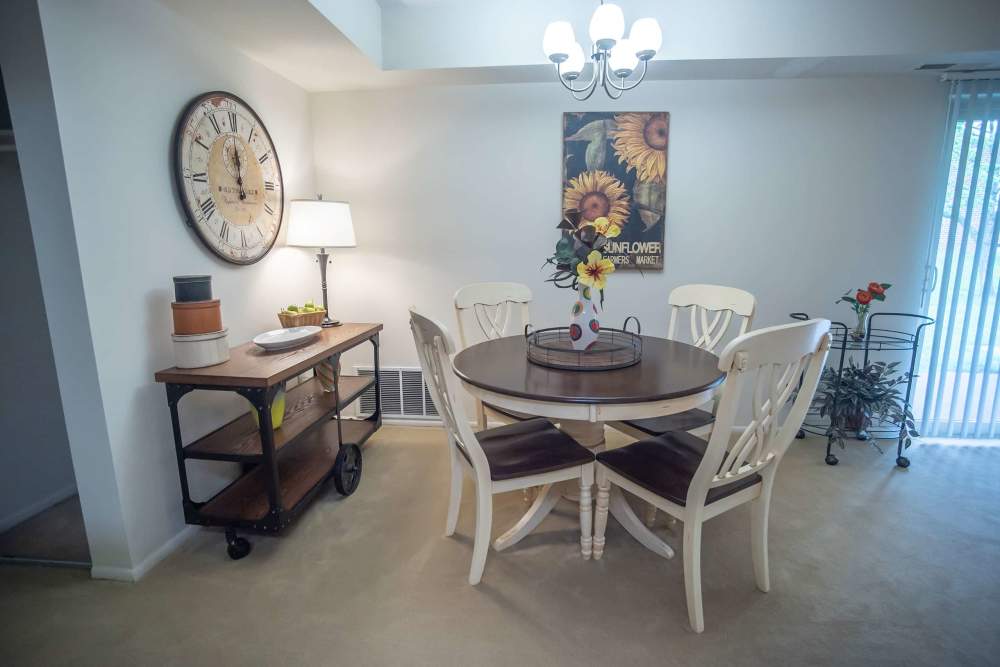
453,334,725,558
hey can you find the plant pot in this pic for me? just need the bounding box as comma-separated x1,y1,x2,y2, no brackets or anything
569,287,600,351
172,275,212,302
172,299,222,335
845,408,870,440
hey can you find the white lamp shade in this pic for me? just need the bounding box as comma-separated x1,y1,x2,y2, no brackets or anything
543,21,575,62
588,2,624,50
286,200,356,248
608,38,639,76
562,42,586,78
630,17,662,58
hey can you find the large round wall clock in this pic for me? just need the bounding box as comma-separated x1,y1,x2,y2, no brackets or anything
174,91,283,265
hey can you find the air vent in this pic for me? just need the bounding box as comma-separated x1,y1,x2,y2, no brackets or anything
916,63,956,70
355,366,439,420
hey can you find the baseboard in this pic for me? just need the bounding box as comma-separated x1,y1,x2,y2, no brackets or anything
90,525,197,583
382,417,442,427
0,482,77,534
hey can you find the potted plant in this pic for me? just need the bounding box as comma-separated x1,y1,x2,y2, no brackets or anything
837,281,892,340
816,359,919,451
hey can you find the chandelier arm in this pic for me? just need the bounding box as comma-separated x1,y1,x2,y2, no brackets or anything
556,62,600,96
600,71,626,99
603,59,649,92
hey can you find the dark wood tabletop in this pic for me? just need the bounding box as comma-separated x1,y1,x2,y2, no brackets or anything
453,335,724,405
154,323,382,388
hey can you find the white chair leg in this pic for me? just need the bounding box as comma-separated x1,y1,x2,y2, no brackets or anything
751,481,774,593
683,519,705,633
644,503,657,527
476,399,488,431
469,486,493,585
579,465,594,560
593,467,610,560
445,444,463,537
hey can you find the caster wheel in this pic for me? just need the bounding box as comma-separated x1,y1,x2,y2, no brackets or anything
896,456,910,469
825,454,839,466
226,536,251,560
333,444,362,496
795,429,806,440
856,430,870,441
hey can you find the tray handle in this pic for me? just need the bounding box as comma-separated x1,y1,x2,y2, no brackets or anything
622,316,641,334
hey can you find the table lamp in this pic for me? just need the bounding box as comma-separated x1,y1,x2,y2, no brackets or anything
286,197,356,327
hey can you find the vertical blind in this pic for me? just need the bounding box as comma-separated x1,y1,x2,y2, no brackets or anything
918,78,1000,438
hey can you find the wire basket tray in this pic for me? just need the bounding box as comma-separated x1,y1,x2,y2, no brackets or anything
525,318,642,371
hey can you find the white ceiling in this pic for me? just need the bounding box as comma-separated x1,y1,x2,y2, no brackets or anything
157,0,1000,92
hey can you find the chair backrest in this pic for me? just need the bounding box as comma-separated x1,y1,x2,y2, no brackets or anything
453,282,532,349
687,318,832,507
667,284,757,353
410,308,491,483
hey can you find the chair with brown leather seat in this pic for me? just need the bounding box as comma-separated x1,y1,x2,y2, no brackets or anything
593,318,831,633
410,308,596,585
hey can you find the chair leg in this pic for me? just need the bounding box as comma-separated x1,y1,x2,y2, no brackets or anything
593,467,610,560
751,481,774,593
579,465,594,560
469,485,493,585
476,399,488,431
445,444,463,537
683,519,705,633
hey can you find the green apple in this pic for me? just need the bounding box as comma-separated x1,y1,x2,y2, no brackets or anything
286,304,299,312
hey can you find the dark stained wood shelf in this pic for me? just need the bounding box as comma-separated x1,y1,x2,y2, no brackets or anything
199,418,379,522
183,375,375,461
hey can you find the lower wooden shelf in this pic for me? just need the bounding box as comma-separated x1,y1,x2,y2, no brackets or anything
198,418,378,523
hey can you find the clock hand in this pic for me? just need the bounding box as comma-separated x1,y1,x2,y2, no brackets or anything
231,143,247,200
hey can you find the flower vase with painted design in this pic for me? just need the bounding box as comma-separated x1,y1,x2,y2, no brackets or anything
570,286,601,350
837,281,891,341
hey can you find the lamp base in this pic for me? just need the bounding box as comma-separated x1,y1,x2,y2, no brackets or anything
322,316,341,328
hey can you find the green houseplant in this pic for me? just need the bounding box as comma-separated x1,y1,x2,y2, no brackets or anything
816,359,919,451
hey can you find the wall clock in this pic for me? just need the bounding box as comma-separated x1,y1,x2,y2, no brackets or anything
174,91,283,265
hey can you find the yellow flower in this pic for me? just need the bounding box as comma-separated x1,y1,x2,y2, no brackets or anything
563,170,630,226
611,112,668,183
588,216,622,238
577,250,615,290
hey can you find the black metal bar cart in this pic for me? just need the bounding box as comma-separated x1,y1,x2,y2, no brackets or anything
154,323,382,559
790,312,933,468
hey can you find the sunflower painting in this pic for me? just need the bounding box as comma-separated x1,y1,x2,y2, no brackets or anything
562,112,668,270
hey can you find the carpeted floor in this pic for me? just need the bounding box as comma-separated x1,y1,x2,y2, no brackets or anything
1,425,998,666
0,495,90,566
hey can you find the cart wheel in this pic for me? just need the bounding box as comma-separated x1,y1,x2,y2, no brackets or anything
333,444,362,496
825,454,839,466
225,529,252,560
896,456,910,469
795,429,805,439
855,429,870,441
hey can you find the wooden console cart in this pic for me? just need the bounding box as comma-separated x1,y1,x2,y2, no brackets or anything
154,323,382,559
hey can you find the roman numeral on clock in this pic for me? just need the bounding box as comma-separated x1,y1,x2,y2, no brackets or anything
194,137,210,151
258,152,269,164
264,180,275,191
208,114,221,135
248,125,255,142
199,198,216,219
191,172,207,182
219,220,229,241
264,202,275,216
228,111,238,132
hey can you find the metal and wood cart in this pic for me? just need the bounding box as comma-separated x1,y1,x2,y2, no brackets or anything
790,312,933,468
154,323,382,559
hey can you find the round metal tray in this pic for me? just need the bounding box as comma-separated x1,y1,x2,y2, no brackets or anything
525,318,642,371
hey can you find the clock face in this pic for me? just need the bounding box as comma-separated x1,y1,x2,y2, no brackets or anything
174,92,283,264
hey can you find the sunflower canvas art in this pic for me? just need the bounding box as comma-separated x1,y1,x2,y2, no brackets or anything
562,111,668,270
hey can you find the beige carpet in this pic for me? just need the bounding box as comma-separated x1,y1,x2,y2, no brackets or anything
0,494,90,565
1,426,998,666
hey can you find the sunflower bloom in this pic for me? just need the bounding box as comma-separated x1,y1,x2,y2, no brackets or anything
577,250,615,290
611,112,668,183
563,170,630,226
588,216,622,238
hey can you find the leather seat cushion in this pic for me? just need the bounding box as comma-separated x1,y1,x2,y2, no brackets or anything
475,418,594,481
596,430,760,506
621,408,714,436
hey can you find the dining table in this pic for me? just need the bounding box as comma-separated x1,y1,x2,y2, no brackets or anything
452,333,726,558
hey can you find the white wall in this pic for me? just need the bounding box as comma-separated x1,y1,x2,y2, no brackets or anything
0,151,77,533
311,77,947,372
26,0,319,576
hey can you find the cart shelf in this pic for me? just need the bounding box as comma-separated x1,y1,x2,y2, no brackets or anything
183,375,375,462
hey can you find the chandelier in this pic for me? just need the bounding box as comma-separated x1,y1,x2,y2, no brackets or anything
543,2,662,100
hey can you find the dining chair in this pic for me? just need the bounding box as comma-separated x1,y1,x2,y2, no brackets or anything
410,308,596,585
593,318,830,633
454,282,533,430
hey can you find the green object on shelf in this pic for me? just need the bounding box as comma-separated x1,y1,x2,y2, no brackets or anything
250,385,286,429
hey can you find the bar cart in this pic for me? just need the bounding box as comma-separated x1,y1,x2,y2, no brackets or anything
154,323,382,559
790,312,933,468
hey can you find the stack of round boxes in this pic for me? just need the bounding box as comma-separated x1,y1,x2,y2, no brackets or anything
170,275,230,368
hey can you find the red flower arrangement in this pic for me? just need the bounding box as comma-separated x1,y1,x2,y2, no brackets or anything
838,282,892,339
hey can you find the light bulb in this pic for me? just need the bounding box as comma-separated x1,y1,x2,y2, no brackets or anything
562,42,586,80
630,18,662,60
543,21,575,63
608,38,639,77
588,3,625,51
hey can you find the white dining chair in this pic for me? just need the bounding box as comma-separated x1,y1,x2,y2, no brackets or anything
410,308,596,585
593,318,831,633
454,282,533,430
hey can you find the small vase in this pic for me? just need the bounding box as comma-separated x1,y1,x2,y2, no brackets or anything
569,286,600,351
851,308,869,341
